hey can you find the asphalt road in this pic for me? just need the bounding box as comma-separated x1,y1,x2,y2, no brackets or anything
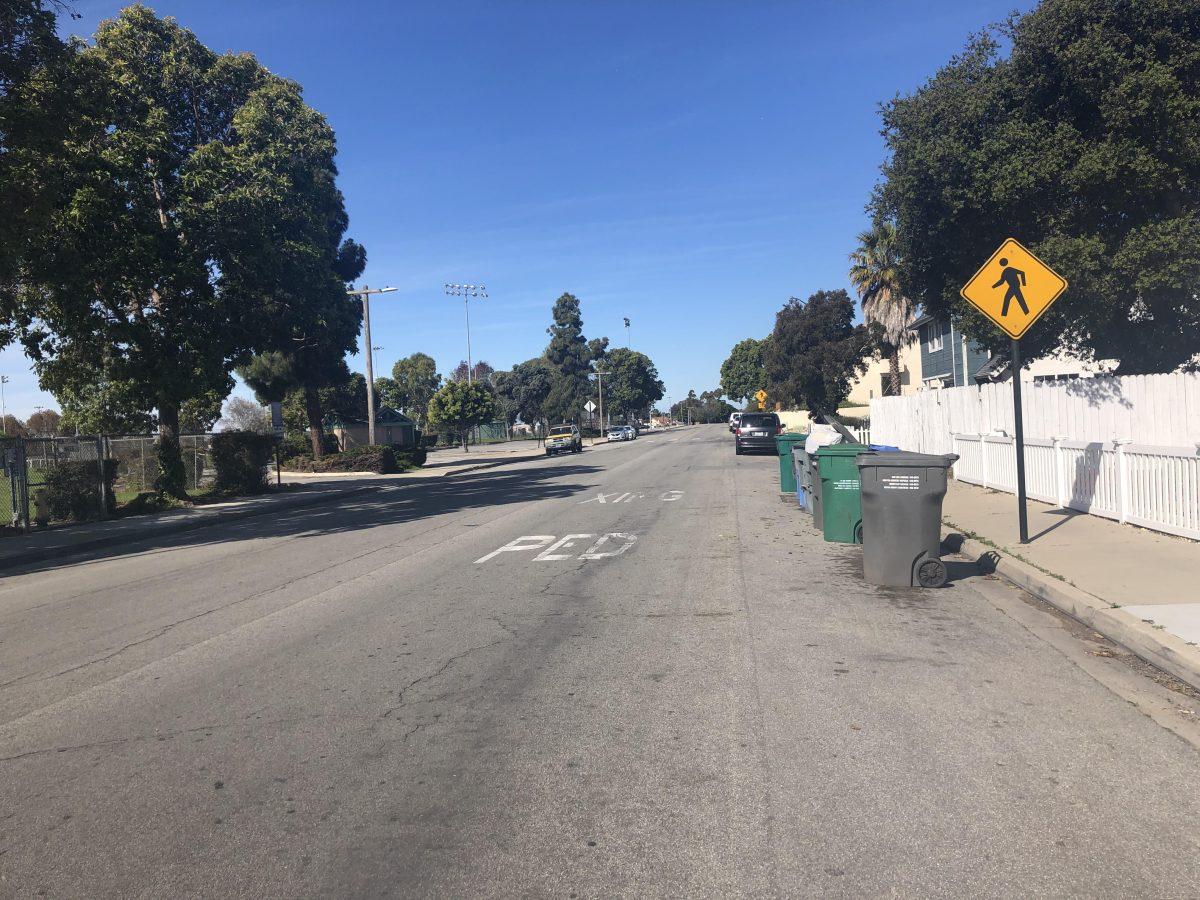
1,426,1198,897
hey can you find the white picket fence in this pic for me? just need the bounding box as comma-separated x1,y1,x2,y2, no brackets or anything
952,434,1200,540
870,373,1200,541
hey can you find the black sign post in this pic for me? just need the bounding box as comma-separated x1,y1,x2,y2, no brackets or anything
1010,338,1029,543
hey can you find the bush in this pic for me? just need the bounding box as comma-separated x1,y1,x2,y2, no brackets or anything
395,447,427,468
279,432,339,462
212,431,277,495
44,459,118,522
310,444,398,474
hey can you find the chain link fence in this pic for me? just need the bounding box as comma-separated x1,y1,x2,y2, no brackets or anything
1,433,217,534
107,434,215,498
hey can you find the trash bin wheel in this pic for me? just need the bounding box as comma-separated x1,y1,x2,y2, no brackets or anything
916,558,948,589
853,522,863,544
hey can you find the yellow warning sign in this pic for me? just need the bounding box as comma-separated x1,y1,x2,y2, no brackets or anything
754,389,767,403
960,238,1067,340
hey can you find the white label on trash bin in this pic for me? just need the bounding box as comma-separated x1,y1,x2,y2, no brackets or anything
834,479,859,491
881,474,921,490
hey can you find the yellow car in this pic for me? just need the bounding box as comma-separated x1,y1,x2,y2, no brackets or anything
545,424,582,455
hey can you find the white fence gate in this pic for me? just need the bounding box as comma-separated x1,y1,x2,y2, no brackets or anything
870,373,1200,541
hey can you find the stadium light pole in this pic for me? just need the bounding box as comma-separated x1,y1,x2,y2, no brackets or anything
444,283,487,384
346,285,398,445
0,376,8,434
624,317,631,349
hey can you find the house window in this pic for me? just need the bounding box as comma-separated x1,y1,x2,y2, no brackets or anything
924,324,943,352
879,374,900,397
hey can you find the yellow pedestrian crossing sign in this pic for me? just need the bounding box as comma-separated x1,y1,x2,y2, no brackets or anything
960,238,1067,340
754,389,767,410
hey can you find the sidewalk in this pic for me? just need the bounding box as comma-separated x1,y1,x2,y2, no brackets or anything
942,479,1200,690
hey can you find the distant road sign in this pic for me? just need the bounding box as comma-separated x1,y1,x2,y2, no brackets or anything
584,400,597,413
960,238,1067,340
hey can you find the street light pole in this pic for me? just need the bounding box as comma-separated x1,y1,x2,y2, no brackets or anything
444,283,487,384
346,285,398,446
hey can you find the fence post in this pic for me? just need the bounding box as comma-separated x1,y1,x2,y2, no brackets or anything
951,434,959,480
96,435,109,519
980,434,989,490
1052,436,1065,508
1114,440,1131,524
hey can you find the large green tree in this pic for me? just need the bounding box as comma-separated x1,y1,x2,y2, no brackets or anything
605,348,664,423
377,352,441,426
542,293,592,424
763,290,869,415
493,357,553,430
849,221,914,396
427,381,496,451
3,7,342,494
719,338,767,405
875,0,1200,373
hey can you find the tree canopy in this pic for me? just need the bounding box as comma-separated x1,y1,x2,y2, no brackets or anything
542,293,592,423
875,0,1200,373
719,338,767,405
605,348,664,422
378,352,441,426
763,290,869,414
427,380,497,450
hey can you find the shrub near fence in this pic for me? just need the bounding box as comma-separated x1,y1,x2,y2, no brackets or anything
212,432,276,495
43,459,118,523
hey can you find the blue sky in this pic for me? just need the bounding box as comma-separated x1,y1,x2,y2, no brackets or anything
4,0,1031,419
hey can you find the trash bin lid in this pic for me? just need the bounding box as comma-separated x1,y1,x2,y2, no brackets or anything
855,451,958,469
814,443,868,457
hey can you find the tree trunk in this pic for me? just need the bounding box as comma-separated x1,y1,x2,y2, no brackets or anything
461,428,469,452
155,401,188,499
304,385,324,460
889,349,902,396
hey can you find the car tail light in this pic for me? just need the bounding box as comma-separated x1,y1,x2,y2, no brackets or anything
735,428,742,436
777,426,783,435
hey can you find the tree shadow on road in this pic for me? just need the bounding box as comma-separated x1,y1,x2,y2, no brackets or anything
4,462,603,578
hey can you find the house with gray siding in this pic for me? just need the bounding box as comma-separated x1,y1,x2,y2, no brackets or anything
910,315,993,388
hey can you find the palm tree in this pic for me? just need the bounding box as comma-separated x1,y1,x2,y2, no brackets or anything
849,220,916,397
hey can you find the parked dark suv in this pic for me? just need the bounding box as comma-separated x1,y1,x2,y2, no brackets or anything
733,412,781,454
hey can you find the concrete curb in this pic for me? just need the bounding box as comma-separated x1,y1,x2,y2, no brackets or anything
943,529,1200,693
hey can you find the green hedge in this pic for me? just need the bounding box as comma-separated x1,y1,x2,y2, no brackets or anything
43,459,118,522
395,447,426,468
310,444,398,474
212,431,277,495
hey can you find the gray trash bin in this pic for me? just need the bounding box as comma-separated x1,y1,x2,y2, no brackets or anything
792,446,812,510
808,454,824,529
856,451,958,588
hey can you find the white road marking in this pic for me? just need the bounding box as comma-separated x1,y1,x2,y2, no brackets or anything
579,532,637,559
475,533,641,563
579,490,680,504
473,535,555,564
533,533,594,561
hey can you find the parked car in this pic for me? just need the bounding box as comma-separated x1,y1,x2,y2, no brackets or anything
545,424,582,455
607,425,629,442
622,425,637,440
733,412,781,455
729,412,743,433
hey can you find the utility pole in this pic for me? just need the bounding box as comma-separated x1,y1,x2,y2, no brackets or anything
444,283,487,384
346,285,398,446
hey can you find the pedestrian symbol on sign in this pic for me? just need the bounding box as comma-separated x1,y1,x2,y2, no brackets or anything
992,258,1028,317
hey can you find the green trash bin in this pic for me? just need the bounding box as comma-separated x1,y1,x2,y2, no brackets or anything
815,444,868,543
774,432,808,497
